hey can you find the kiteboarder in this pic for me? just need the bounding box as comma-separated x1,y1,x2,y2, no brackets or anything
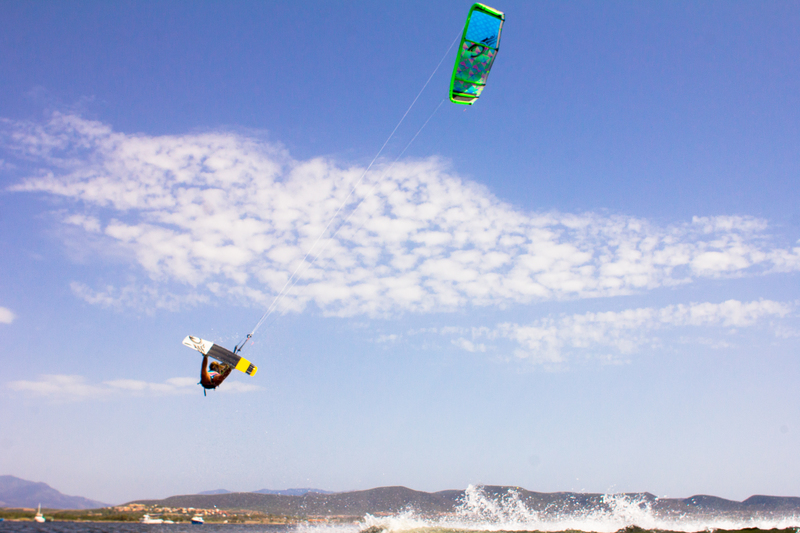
199,354,232,392
184,335,257,397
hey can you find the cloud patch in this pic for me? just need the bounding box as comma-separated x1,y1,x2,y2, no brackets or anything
5,113,800,317
440,299,793,365
7,374,260,400
452,337,487,353
0,306,15,324
70,281,209,311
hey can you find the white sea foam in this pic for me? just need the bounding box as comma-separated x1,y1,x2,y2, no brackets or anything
295,524,365,533
351,485,800,533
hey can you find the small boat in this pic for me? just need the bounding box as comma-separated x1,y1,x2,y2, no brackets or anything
34,504,45,523
191,514,204,524
139,514,164,524
163,519,175,524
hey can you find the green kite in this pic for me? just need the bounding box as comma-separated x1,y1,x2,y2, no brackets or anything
449,3,505,105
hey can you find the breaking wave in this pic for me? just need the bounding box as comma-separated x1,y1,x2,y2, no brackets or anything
357,485,800,533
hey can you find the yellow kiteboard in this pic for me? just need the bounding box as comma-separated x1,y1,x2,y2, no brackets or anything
182,335,258,376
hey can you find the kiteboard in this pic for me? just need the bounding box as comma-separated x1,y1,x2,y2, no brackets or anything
182,335,258,376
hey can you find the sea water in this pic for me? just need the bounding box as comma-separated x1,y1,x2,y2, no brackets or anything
0,525,292,533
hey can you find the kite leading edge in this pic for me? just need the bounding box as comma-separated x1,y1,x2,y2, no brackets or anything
449,3,505,105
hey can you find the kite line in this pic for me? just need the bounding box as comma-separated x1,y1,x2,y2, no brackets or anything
245,97,449,339
232,34,461,355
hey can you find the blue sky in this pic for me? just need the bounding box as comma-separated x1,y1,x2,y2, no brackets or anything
1,0,800,506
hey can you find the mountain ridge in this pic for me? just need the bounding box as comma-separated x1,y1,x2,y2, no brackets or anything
4,474,800,518
131,485,800,519
0,475,109,510
253,488,334,496
197,488,333,496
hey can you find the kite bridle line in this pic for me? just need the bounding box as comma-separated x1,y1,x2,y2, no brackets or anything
232,33,461,355
233,333,251,355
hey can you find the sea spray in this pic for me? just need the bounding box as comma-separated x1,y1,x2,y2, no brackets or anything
354,485,800,533
361,509,431,532
454,485,544,527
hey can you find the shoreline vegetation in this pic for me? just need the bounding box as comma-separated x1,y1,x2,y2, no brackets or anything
0,505,316,524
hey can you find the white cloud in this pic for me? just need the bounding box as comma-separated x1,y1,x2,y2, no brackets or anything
452,337,487,353
8,375,108,399
64,213,101,233
442,299,793,364
6,114,800,317
7,374,260,400
70,281,209,312
216,381,262,393
0,306,15,324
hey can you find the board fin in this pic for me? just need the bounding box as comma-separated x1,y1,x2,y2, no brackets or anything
182,335,258,376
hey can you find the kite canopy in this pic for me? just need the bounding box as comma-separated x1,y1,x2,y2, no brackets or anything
449,3,505,105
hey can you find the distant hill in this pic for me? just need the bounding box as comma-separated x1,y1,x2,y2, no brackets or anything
6,475,800,519
198,488,332,496
253,488,334,496
131,485,800,519
133,486,458,517
0,475,108,510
